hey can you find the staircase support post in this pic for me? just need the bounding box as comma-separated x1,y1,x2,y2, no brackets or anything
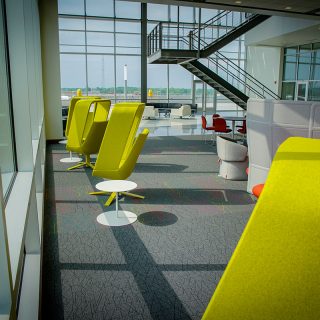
159,22,162,50
197,8,201,58
141,3,147,103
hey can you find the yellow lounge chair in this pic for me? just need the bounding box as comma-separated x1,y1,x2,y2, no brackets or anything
64,95,101,139
66,98,111,170
90,102,149,206
202,137,320,320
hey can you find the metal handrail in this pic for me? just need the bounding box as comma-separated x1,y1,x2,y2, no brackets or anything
191,11,257,51
148,22,197,55
211,52,280,99
188,32,280,99
147,18,280,100
192,10,229,37
206,56,265,99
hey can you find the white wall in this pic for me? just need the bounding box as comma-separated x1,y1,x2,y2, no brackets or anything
39,0,63,140
246,46,282,96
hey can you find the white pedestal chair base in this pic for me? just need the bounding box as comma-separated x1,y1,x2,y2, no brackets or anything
97,210,137,226
219,159,248,180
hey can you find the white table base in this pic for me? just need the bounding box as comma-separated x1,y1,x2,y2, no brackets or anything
97,210,137,226
60,151,82,163
95,180,138,226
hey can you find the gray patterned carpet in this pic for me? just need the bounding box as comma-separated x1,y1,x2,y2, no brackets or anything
41,135,255,320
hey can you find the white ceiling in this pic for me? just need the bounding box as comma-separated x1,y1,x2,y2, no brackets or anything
255,23,320,47
137,0,320,19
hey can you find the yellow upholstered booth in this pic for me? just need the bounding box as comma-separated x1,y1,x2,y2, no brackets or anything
66,98,111,170
202,137,320,320
91,102,149,206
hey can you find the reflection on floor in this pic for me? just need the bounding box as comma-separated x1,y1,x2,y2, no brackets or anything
42,135,254,320
140,112,245,137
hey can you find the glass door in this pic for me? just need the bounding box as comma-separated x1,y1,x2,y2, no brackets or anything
295,81,308,101
193,80,206,114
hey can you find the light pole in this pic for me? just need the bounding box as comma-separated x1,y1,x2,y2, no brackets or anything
124,64,128,100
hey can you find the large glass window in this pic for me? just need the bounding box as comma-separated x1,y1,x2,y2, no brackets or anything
86,0,114,17
87,54,115,99
281,82,295,100
148,4,168,21
178,6,194,23
60,54,86,94
283,47,297,80
59,17,85,30
311,43,320,81
115,1,140,19
147,64,167,102
0,0,16,196
297,44,312,80
169,65,192,103
116,55,141,101
58,0,84,15
308,81,320,101
86,19,113,32
58,2,247,113
282,43,320,101
59,1,142,101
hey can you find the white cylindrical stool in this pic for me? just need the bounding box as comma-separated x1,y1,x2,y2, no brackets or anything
96,180,138,226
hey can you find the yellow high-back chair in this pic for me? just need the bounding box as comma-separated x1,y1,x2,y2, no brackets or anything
65,94,101,139
66,98,111,170
90,102,149,206
202,137,320,320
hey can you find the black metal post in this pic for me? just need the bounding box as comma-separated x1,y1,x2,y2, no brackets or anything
159,22,162,50
197,8,201,58
141,3,147,103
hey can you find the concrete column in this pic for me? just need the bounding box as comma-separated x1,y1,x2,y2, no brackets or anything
39,0,63,139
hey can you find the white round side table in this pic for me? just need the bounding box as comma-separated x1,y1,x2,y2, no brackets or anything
96,180,138,226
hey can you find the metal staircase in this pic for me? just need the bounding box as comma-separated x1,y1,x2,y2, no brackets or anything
182,53,280,110
183,59,248,109
190,11,270,57
148,11,270,63
147,10,280,109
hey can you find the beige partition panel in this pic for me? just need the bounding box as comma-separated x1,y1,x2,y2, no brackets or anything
247,99,320,192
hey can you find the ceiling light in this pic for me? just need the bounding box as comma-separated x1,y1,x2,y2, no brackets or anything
285,6,292,10
235,1,242,3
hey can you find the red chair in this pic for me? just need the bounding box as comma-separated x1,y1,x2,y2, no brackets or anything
237,120,247,134
212,113,220,127
201,115,215,143
213,117,232,135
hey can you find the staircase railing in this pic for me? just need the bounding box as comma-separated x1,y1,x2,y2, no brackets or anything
188,26,280,100
148,22,197,56
148,11,260,56
203,52,280,99
190,11,258,51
